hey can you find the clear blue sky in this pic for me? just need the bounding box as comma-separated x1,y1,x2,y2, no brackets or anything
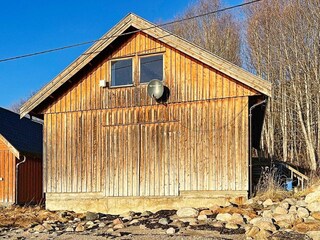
0,0,241,109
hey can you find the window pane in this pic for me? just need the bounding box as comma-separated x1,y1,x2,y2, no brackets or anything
140,55,163,83
111,59,133,86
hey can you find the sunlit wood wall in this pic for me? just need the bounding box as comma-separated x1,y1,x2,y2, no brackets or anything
43,32,258,196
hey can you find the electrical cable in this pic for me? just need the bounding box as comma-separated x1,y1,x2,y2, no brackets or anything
0,0,262,63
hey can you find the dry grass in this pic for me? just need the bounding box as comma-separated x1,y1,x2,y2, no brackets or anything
0,205,77,228
254,165,290,201
292,169,320,198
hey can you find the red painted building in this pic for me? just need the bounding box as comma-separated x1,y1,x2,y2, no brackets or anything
0,107,43,205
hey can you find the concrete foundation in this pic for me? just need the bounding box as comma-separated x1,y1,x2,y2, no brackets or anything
45,191,247,214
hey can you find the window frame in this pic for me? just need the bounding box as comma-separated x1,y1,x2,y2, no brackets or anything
109,57,134,88
138,53,164,85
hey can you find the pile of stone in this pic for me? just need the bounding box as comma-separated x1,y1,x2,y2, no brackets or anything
1,185,320,239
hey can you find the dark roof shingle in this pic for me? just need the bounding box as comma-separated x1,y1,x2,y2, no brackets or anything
0,107,42,156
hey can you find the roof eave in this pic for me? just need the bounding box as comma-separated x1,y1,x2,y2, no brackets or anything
20,13,272,118
0,134,20,159
20,13,136,118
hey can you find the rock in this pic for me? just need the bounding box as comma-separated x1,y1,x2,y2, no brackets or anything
262,210,273,218
279,201,290,210
255,221,277,232
293,222,320,233
255,229,272,239
311,212,320,220
113,218,123,225
65,227,74,232
113,223,125,229
199,209,214,216
176,207,199,218
171,220,188,228
273,213,296,223
273,206,288,215
305,216,316,222
50,232,58,238
15,229,24,233
246,226,260,237
225,223,238,229
276,220,292,229
141,211,153,217
197,214,208,221
211,221,224,228
307,231,320,240
297,200,308,207
98,222,106,228
289,206,297,214
159,218,169,225
33,225,45,232
283,198,297,206
308,202,320,212
297,207,310,218
216,213,232,222
230,213,244,225
245,199,254,205
166,227,176,234
209,204,221,213
251,218,276,232
250,217,273,225
73,217,81,222
189,221,199,226
129,219,140,225
86,224,96,230
305,190,320,203
120,211,135,218
85,211,99,221
122,216,133,222
263,199,274,208
75,224,85,232
106,228,114,233
86,221,95,226
179,217,197,224
42,222,53,231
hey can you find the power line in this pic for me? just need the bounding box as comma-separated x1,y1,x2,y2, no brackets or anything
0,0,262,63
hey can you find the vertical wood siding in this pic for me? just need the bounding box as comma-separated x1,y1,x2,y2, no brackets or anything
43,32,256,195
45,32,257,113
0,140,42,204
44,98,248,195
0,149,15,203
17,156,42,204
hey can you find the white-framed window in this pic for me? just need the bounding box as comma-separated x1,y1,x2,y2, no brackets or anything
139,54,163,84
110,58,133,87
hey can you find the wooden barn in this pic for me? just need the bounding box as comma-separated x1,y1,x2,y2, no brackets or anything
20,14,271,213
0,107,43,205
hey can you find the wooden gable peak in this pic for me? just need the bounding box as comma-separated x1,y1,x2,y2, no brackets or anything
20,13,271,118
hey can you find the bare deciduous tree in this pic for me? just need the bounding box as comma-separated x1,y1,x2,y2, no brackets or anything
245,0,320,170
9,91,36,114
167,0,241,66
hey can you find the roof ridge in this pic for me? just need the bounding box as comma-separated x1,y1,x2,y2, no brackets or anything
21,13,271,118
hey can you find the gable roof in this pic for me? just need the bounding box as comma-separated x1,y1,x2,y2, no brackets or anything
0,107,42,158
20,13,271,118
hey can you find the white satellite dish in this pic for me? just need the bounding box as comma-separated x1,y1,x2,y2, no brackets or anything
147,79,164,99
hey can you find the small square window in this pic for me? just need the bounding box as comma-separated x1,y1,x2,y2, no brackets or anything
140,55,163,83
111,58,133,86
